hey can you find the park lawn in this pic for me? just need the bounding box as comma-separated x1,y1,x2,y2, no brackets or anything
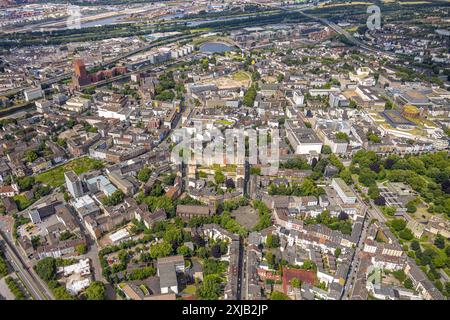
231,71,251,82
35,157,103,187
215,119,234,126
211,164,237,172
13,194,34,211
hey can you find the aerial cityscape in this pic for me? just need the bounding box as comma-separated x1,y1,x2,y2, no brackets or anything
0,0,449,303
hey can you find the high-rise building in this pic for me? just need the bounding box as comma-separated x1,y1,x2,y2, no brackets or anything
72,59,91,89
73,59,87,78
65,171,84,198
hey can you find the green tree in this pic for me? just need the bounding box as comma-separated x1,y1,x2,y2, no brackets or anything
411,240,420,251
266,234,280,248
280,157,311,170
381,206,396,216
17,176,35,191
300,260,317,272
53,286,76,300
176,245,192,257
102,190,125,206
34,257,56,282
406,201,417,213
445,282,450,297
63,192,70,202
85,281,106,300
434,234,445,249
399,228,414,241
368,184,380,200
243,85,257,107
25,150,38,163
339,168,353,185
203,259,228,277
335,247,342,258
335,132,349,142
290,278,301,288
321,145,332,154
358,168,378,187
137,167,152,183
0,253,8,278
445,246,450,257
393,269,407,282
384,100,393,110
162,225,184,245
214,170,225,185
197,274,222,300
196,247,209,259
391,219,406,232
367,132,381,143
76,244,87,255
5,277,26,300
149,241,173,259
404,278,414,290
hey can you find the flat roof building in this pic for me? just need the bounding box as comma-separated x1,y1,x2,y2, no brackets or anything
331,178,356,204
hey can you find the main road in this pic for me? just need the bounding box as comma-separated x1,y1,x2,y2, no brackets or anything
249,1,397,59
0,231,52,300
0,31,203,98
341,184,388,299
341,210,370,300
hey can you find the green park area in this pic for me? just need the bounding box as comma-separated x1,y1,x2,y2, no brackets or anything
231,71,251,81
215,119,234,126
35,157,103,187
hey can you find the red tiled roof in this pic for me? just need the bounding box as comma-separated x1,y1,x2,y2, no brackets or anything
0,185,14,194
282,267,316,294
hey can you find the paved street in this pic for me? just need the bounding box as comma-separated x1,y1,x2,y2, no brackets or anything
342,213,370,299
341,186,371,299
0,276,14,300
0,231,52,300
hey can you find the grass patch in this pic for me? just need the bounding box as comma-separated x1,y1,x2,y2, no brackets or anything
13,195,33,211
139,284,149,296
182,284,197,295
231,71,251,82
35,157,103,187
190,28,212,33
191,35,233,46
215,119,234,126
